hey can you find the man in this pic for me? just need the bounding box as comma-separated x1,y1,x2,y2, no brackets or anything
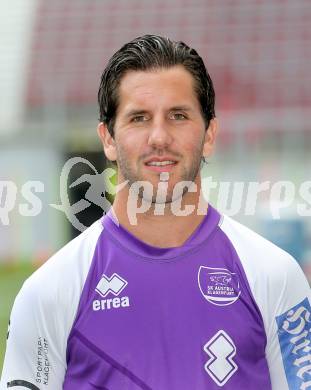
1,35,310,390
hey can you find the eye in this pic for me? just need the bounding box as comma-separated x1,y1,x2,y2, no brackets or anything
132,115,147,123
170,112,187,120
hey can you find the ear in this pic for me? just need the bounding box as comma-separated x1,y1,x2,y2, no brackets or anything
97,122,117,162
203,118,218,158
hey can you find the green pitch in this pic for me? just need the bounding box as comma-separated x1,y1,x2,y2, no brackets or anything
0,263,36,373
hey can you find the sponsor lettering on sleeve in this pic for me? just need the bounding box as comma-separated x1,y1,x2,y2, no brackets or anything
276,297,311,390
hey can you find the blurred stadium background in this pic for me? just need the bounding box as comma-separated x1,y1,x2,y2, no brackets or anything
1,0,310,370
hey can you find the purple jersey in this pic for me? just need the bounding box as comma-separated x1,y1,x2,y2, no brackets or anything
1,205,311,389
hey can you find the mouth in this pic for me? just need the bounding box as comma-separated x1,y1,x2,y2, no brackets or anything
144,159,178,172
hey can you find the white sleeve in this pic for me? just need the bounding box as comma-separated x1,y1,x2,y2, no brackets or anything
266,256,311,390
220,215,311,390
0,220,103,390
0,277,67,390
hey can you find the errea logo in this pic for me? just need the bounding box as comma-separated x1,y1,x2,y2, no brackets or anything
93,273,130,311
95,273,127,297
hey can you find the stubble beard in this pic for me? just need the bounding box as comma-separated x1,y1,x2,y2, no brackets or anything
115,141,204,205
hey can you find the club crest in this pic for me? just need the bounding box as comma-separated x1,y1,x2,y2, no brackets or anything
198,266,241,306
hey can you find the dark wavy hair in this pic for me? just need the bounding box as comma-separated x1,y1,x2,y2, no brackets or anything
98,34,215,137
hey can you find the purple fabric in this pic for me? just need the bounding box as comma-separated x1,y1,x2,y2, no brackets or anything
64,206,271,389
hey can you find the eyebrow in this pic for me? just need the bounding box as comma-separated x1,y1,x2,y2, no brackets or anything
169,106,193,112
125,109,149,118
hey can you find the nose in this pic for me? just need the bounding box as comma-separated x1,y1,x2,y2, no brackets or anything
147,119,173,149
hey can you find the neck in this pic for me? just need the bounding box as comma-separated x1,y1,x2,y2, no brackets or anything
110,178,209,248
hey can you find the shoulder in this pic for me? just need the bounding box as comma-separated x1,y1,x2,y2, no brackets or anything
218,214,310,318
5,219,105,376
219,214,301,283
16,218,104,320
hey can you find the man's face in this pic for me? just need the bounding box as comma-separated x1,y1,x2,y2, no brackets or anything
103,65,216,203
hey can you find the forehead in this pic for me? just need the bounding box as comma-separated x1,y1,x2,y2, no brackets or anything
116,65,200,113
